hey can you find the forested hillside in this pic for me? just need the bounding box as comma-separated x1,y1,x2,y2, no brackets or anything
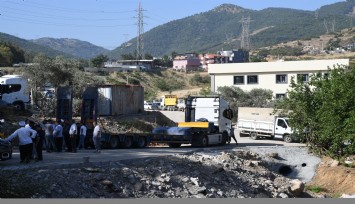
31,38,109,59
108,1,355,59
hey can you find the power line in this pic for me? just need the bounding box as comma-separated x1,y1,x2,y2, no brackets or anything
240,16,251,50
136,1,144,60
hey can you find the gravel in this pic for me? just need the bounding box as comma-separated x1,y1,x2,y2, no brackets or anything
0,147,320,198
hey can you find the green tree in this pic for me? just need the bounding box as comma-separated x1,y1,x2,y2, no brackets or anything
144,53,153,60
91,54,108,68
217,86,273,121
275,65,355,158
121,53,135,60
22,54,103,117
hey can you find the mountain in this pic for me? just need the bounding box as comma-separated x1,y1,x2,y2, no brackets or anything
0,32,71,58
31,38,109,59
108,0,355,59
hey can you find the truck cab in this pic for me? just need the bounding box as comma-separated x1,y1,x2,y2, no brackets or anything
0,75,30,110
274,117,293,142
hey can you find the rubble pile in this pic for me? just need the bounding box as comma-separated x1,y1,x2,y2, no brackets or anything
0,150,309,198
98,112,176,134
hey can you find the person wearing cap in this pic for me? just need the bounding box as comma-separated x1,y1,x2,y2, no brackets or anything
2,121,37,163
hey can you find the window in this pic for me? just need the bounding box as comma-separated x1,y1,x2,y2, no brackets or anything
233,76,244,85
276,94,286,100
297,74,309,83
276,74,287,84
277,119,288,128
247,75,258,84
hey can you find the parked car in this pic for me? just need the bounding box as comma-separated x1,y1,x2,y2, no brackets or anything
144,101,159,110
144,101,153,110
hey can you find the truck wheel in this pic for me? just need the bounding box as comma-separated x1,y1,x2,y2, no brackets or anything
168,143,181,148
110,137,119,149
121,137,133,148
283,134,292,143
270,135,275,139
13,101,25,111
199,135,208,147
134,136,146,148
250,132,258,140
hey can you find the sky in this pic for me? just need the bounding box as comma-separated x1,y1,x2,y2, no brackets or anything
0,0,345,50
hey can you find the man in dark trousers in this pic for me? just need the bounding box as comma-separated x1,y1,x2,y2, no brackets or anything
1,121,37,163
34,124,45,161
63,120,71,152
69,119,78,153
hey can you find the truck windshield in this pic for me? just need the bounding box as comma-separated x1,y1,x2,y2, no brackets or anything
285,119,290,127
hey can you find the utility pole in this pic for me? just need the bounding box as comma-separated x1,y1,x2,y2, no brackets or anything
136,1,144,61
240,16,251,50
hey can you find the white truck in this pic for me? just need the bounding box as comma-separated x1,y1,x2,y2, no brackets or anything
0,75,30,110
184,96,234,145
237,107,294,143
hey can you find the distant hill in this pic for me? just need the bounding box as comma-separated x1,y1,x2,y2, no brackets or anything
31,38,109,59
0,32,71,58
108,0,355,59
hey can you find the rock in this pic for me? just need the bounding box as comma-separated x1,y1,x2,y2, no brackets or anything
267,153,279,159
101,179,113,186
181,177,189,183
288,179,304,196
190,177,199,186
330,160,339,167
340,194,355,198
197,186,207,194
277,193,289,198
194,193,206,198
217,190,224,197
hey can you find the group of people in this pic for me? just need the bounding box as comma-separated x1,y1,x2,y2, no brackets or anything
0,119,102,164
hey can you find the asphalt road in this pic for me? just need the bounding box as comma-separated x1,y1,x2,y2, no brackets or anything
0,110,305,170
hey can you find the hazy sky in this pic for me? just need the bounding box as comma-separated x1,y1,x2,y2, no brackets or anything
0,0,345,50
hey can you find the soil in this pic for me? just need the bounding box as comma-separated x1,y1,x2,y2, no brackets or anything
1,106,354,197
307,156,355,196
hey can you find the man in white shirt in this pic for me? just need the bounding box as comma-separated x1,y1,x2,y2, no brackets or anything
78,123,87,150
69,119,78,153
93,121,101,153
53,120,63,152
2,121,37,163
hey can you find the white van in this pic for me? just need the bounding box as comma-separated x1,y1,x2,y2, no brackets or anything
0,75,30,110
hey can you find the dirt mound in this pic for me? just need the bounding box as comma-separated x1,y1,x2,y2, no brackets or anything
307,157,355,196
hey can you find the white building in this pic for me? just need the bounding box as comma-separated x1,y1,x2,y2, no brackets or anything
208,59,349,99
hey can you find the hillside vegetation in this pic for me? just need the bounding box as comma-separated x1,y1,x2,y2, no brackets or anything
31,38,109,59
0,32,71,59
108,1,355,58
1,1,354,60
104,70,210,100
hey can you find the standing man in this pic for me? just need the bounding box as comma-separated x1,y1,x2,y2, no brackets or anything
78,123,87,150
34,123,45,161
63,120,71,152
44,120,56,152
92,121,101,153
69,120,77,153
2,121,37,163
53,120,63,152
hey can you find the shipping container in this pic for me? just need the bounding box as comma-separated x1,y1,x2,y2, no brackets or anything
82,85,144,121
56,87,73,121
